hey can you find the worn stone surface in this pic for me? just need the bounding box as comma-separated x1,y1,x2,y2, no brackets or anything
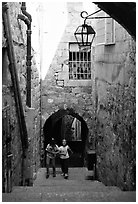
2,86,23,186
2,2,136,192
2,2,41,187
41,3,95,158
41,3,136,191
94,16,136,190
2,168,136,202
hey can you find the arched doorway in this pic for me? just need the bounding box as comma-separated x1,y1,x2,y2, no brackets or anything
43,108,88,167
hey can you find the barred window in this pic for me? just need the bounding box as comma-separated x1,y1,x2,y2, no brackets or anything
69,43,91,80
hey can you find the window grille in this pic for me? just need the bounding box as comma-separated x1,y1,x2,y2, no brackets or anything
69,43,91,80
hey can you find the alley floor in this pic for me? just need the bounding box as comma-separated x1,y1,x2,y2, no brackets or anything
2,167,136,202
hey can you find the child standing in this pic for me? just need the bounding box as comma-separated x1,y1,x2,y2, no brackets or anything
45,138,59,178
59,139,73,179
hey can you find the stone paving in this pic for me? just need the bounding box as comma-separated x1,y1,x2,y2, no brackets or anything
2,167,136,202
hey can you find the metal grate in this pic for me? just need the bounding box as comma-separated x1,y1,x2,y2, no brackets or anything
69,44,91,80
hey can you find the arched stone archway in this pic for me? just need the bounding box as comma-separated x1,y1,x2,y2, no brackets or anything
42,108,89,167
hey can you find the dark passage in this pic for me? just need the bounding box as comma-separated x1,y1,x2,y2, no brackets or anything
43,109,88,167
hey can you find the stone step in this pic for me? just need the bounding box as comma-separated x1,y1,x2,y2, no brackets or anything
2,168,136,202
2,186,136,202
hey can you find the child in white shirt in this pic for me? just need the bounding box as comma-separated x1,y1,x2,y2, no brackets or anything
59,139,73,179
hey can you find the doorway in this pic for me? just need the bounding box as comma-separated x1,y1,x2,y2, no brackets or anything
43,109,88,167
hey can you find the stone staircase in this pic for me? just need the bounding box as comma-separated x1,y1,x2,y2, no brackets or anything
2,168,136,202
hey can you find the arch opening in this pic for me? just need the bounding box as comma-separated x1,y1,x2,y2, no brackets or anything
42,109,88,167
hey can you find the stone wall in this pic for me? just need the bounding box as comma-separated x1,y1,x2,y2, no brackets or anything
2,86,23,186
94,14,136,190
41,3,96,158
41,83,96,147
2,2,41,186
3,2,135,191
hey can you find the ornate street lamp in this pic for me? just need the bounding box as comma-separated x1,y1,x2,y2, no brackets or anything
74,22,96,48
74,9,111,49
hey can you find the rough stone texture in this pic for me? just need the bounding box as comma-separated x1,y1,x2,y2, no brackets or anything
41,3,96,158
2,2,41,186
2,86,23,186
2,2,136,192
41,5,136,192
94,15,136,190
41,83,95,140
2,168,136,202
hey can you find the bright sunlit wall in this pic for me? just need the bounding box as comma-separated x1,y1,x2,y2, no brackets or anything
27,0,94,80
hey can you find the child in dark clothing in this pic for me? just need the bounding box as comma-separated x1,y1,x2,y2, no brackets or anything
45,138,59,178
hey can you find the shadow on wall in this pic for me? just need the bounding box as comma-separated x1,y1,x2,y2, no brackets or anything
42,108,89,167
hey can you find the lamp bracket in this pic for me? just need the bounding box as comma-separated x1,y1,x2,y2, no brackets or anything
81,9,111,24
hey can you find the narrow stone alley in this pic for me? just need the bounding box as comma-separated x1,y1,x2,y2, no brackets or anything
2,168,136,202
2,2,136,200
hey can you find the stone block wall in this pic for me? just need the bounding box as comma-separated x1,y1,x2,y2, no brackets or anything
2,2,41,186
94,12,136,190
41,3,96,160
2,86,23,186
41,83,95,142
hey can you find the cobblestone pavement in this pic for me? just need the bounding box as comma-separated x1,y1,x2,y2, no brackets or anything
2,168,136,202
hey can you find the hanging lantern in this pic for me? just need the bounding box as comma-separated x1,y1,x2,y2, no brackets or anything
74,23,96,48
